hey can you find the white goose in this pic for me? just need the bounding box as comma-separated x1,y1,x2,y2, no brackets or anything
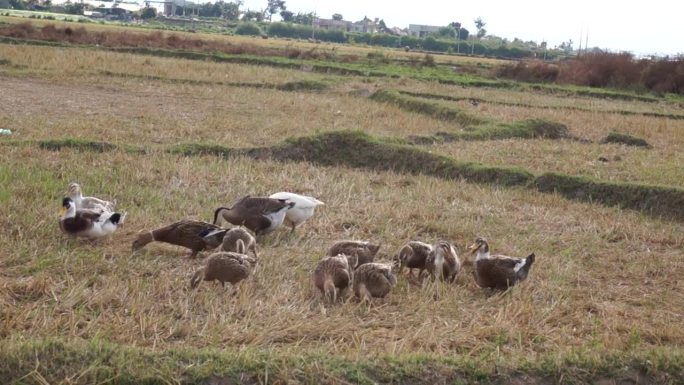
269,192,325,232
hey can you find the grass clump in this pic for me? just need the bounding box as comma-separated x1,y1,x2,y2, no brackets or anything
533,172,684,221
276,79,328,92
600,132,652,148
410,119,572,144
39,138,118,152
370,89,487,127
270,130,534,187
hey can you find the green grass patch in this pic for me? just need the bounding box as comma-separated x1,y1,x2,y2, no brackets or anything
409,119,574,144
1,337,681,385
600,132,652,148
269,130,534,187
534,172,684,221
370,89,487,127
39,138,119,152
38,138,145,154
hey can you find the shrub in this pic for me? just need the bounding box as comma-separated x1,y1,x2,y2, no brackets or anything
141,7,156,19
235,22,262,36
641,57,684,94
497,60,559,82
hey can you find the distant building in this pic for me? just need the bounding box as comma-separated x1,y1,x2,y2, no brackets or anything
314,18,352,32
351,16,378,33
315,16,380,34
408,24,442,37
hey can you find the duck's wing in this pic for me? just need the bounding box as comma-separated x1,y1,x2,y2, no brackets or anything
81,196,116,211
244,197,293,214
475,256,521,288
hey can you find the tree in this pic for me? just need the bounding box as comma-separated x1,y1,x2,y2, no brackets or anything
292,11,314,25
474,17,486,38
332,13,343,21
436,26,455,38
220,1,241,20
279,9,293,22
264,0,285,21
377,19,387,33
141,6,156,19
243,9,264,21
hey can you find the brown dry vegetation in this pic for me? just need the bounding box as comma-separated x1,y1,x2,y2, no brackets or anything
0,27,683,384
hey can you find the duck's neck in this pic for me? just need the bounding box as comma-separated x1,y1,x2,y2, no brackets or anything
63,204,77,219
69,192,83,205
475,249,490,261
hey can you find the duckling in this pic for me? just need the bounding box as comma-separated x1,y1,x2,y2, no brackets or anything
353,262,396,304
313,253,358,303
131,219,225,258
268,192,325,232
59,197,123,239
327,240,381,266
213,195,295,235
67,182,116,213
395,241,432,278
468,237,535,290
190,240,257,290
221,227,258,258
425,240,461,283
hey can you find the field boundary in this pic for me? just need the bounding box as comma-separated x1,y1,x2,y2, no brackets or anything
4,131,682,221
399,90,684,120
1,337,681,385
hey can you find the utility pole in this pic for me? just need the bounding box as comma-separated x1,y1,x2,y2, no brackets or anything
456,25,460,54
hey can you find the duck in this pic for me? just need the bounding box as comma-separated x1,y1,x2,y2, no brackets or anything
131,219,225,258
190,241,257,290
395,241,432,278
327,240,381,266
313,253,358,303
268,192,325,232
59,197,124,239
67,182,116,213
467,237,535,290
220,227,258,259
353,262,396,304
213,195,295,235
425,240,461,283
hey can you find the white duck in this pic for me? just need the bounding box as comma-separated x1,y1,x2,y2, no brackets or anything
268,192,325,232
67,182,117,213
59,197,124,239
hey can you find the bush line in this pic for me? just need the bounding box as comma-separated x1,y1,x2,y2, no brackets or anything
23,132,684,221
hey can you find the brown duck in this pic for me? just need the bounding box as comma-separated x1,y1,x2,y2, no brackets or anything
395,241,433,278
190,248,257,290
353,262,396,303
313,254,358,303
213,195,294,235
327,240,381,266
131,219,225,258
468,237,535,290
220,227,258,258
425,240,461,283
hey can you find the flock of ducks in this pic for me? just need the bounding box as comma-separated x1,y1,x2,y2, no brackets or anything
58,182,536,304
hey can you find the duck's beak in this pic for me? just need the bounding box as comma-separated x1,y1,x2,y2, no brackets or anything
59,207,67,217
467,243,478,254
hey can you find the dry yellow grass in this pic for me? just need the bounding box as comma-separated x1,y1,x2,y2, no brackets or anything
0,37,683,383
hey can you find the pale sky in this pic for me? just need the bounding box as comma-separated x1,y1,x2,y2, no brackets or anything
240,0,683,56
